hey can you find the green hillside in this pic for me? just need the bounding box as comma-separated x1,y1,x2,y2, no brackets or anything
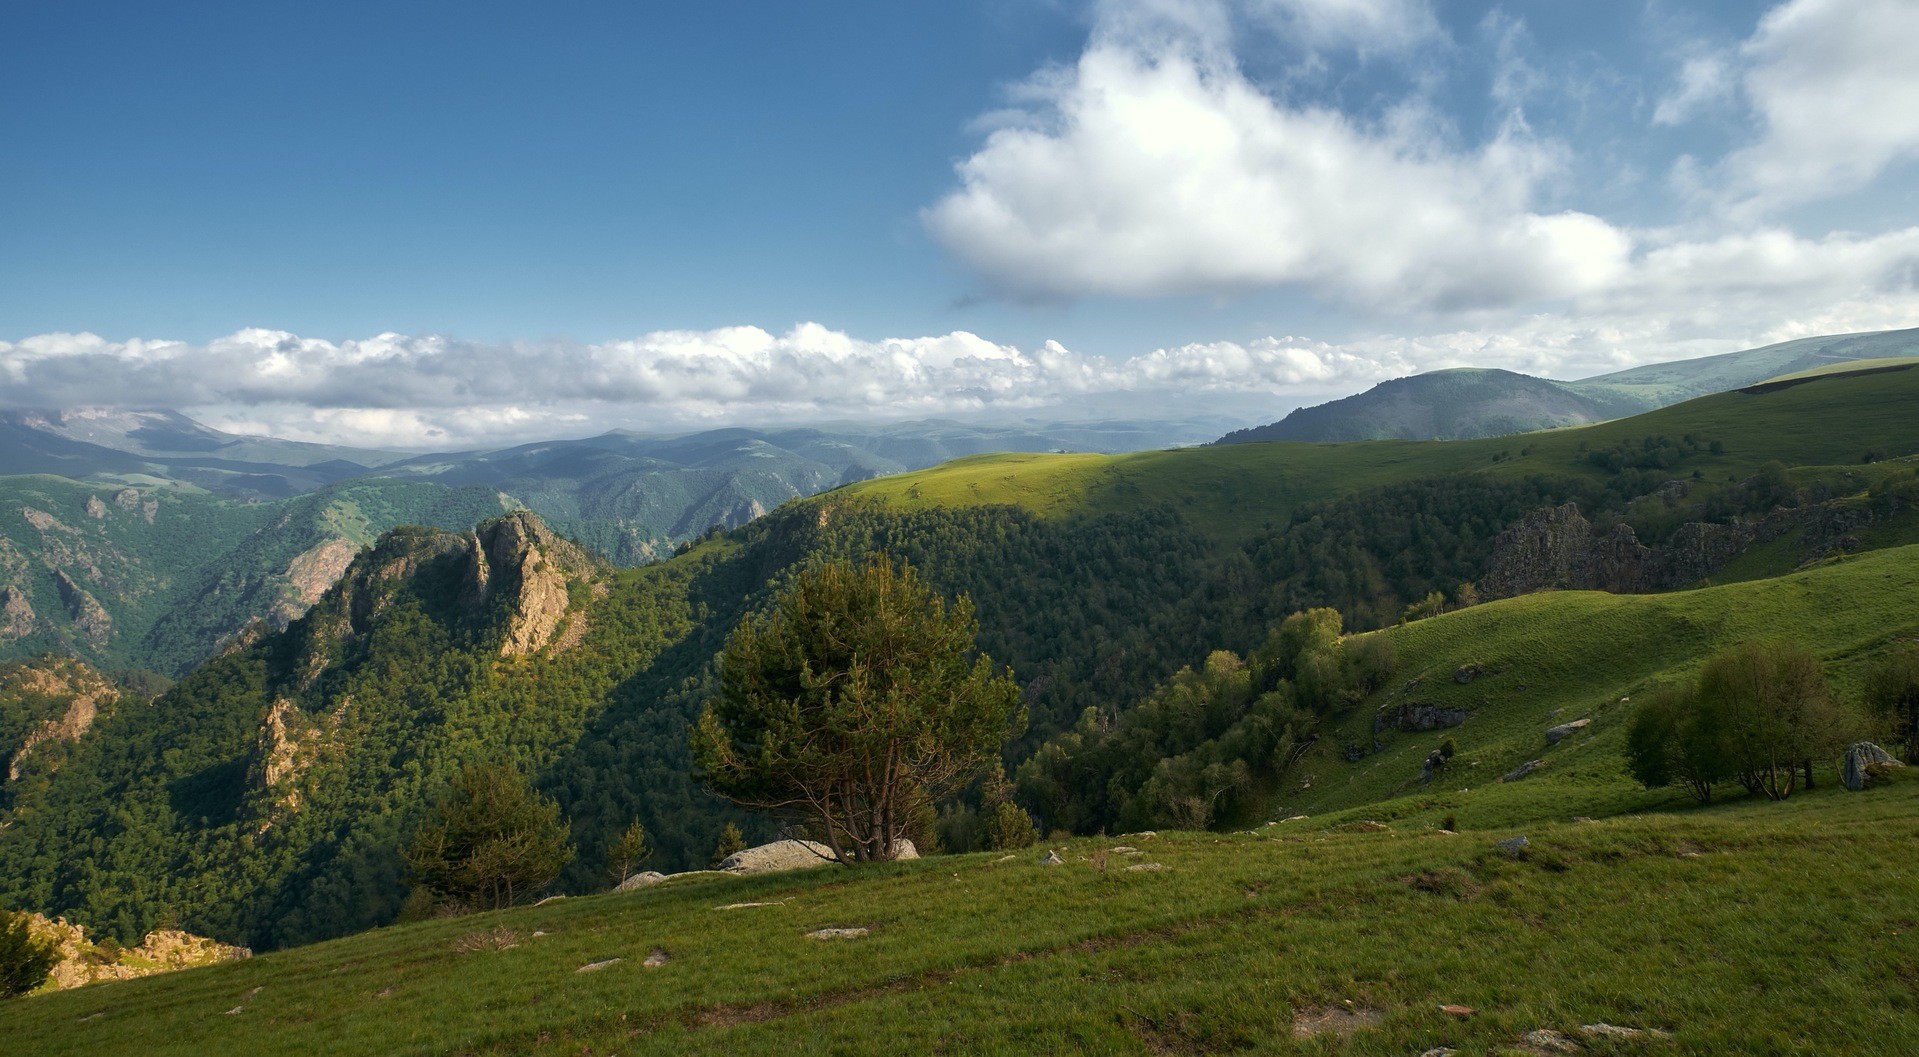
841,364,1919,536
6,551,1917,1054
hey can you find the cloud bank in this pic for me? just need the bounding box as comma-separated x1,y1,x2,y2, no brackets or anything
925,0,1919,319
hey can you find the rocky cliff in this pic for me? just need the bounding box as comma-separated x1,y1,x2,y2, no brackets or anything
2,656,119,786
1476,499,1874,599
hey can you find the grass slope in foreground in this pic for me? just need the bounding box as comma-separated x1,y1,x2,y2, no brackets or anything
4,782,1913,1055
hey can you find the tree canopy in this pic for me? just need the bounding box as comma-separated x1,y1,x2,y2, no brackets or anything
691,556,1024,862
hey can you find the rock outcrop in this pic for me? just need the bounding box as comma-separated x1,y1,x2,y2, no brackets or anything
1376,702,1468,733
22,913,249,992
246,699,332,823
4,658,118,782
51,569,111,645
468,512,598,657
1545,718,1591,745
1476,500,1875,600
1842,741,1903,791
0,584,34,641
288,511,601,686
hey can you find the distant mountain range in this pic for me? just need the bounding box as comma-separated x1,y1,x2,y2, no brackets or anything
1217,326,1919,444
0,409,1241,673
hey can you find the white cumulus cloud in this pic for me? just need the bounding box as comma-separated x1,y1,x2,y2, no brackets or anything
923,25,1630,309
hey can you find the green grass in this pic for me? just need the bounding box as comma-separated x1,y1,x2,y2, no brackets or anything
1288,539,1919,827
834,366,1919,537
6,779,1915,1055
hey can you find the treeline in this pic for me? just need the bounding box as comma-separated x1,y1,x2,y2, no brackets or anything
1627,639,1919,801
1010,609,1393,836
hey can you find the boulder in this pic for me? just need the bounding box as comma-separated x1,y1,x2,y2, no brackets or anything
1418,750,1447,784
1453,664,1482,684
719,839,836,874
1842,741,1903,791
616,871,667,891
1040,849,1064,866
1496,835,1530,858
1500,759,1545,783
1544,718,1591,745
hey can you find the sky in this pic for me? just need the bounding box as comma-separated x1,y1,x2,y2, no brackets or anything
4,0,1919,447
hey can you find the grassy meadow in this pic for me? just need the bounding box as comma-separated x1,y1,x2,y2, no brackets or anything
835,365,1919,537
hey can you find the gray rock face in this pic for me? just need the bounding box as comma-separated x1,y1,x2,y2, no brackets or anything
1377,702,1469,733
1418,750,1447,784
1477,499,1875,601
1545,718,1591,745
1500,759,1545,783
1842,741,1903,791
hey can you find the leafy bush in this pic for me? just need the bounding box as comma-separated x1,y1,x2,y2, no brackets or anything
0,909,57,999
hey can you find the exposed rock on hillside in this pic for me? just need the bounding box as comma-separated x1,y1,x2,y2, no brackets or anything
288,511,601,687
1476,500,1875,599
4,657,118,783
22,912,249,992
246,699,337,826
468,511,600,657
51,569,112,645
0,585,34,641
1377,702,1467,733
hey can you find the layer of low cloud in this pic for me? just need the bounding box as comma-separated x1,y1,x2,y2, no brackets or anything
8,286,1917,448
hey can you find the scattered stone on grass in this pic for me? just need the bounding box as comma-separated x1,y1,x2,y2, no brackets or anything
1545,718,1591,745
1581,1022,1672,1040
1290,1005,1383,1039
1843,741,1903,791
616,871,667,891
993,854,1017,863
1040,850,1064,866
1496,835,1531,858
1438,1003,1476,1017
1520,1028,1580,1053
1125,862,1168,872
1501,759,1546,783
1110,846,1140,855
534,895,565,906
714,901,786,910
642,949,670,967
221,1006,244,1016
1453,664,1482,684
1419,1049,1457,1057
575,958,622,973
805,927,870,940
1278,815,1308,823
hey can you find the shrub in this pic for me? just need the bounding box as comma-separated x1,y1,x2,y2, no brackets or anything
1,909,58,999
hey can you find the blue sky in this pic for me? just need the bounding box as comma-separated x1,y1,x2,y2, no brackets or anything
4,0,1919,446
